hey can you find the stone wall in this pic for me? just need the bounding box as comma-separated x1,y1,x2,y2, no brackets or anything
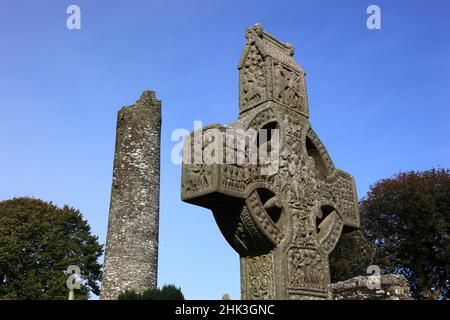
101,91,161,300
332,274,412,300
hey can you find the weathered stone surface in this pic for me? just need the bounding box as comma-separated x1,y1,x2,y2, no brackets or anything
332,275,412,300
101,91,161,300
181,25,360,299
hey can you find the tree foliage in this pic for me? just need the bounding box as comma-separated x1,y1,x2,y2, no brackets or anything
329,230,375,283
362,168,449,299
118,284,185,300
0,197,103,299
331,168,449,300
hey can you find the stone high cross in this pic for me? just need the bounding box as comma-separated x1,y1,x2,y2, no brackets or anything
181,25,360,299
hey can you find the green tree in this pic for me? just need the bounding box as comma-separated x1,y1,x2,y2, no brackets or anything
361,168,449,299
329,230,375,283
118,284,185,300
0,197,103,299
330,168,449,300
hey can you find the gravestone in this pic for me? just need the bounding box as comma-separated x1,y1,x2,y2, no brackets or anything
181,24,360,299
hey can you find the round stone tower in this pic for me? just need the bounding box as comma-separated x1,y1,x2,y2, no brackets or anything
101,91,161,300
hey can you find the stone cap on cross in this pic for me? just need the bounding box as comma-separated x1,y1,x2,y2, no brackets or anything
238,24,308,117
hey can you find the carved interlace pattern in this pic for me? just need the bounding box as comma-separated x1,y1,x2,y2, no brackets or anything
244,253,274,299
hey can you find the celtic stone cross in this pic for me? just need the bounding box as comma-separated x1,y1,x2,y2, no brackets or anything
181,24,360,299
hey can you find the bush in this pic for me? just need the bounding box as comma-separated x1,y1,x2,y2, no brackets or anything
118,284,184,300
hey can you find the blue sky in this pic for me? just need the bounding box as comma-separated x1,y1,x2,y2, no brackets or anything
0,0,449,299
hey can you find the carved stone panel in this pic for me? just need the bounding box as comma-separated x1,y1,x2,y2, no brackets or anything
286,247,330,299
239,43,267,111
241,252,275,300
